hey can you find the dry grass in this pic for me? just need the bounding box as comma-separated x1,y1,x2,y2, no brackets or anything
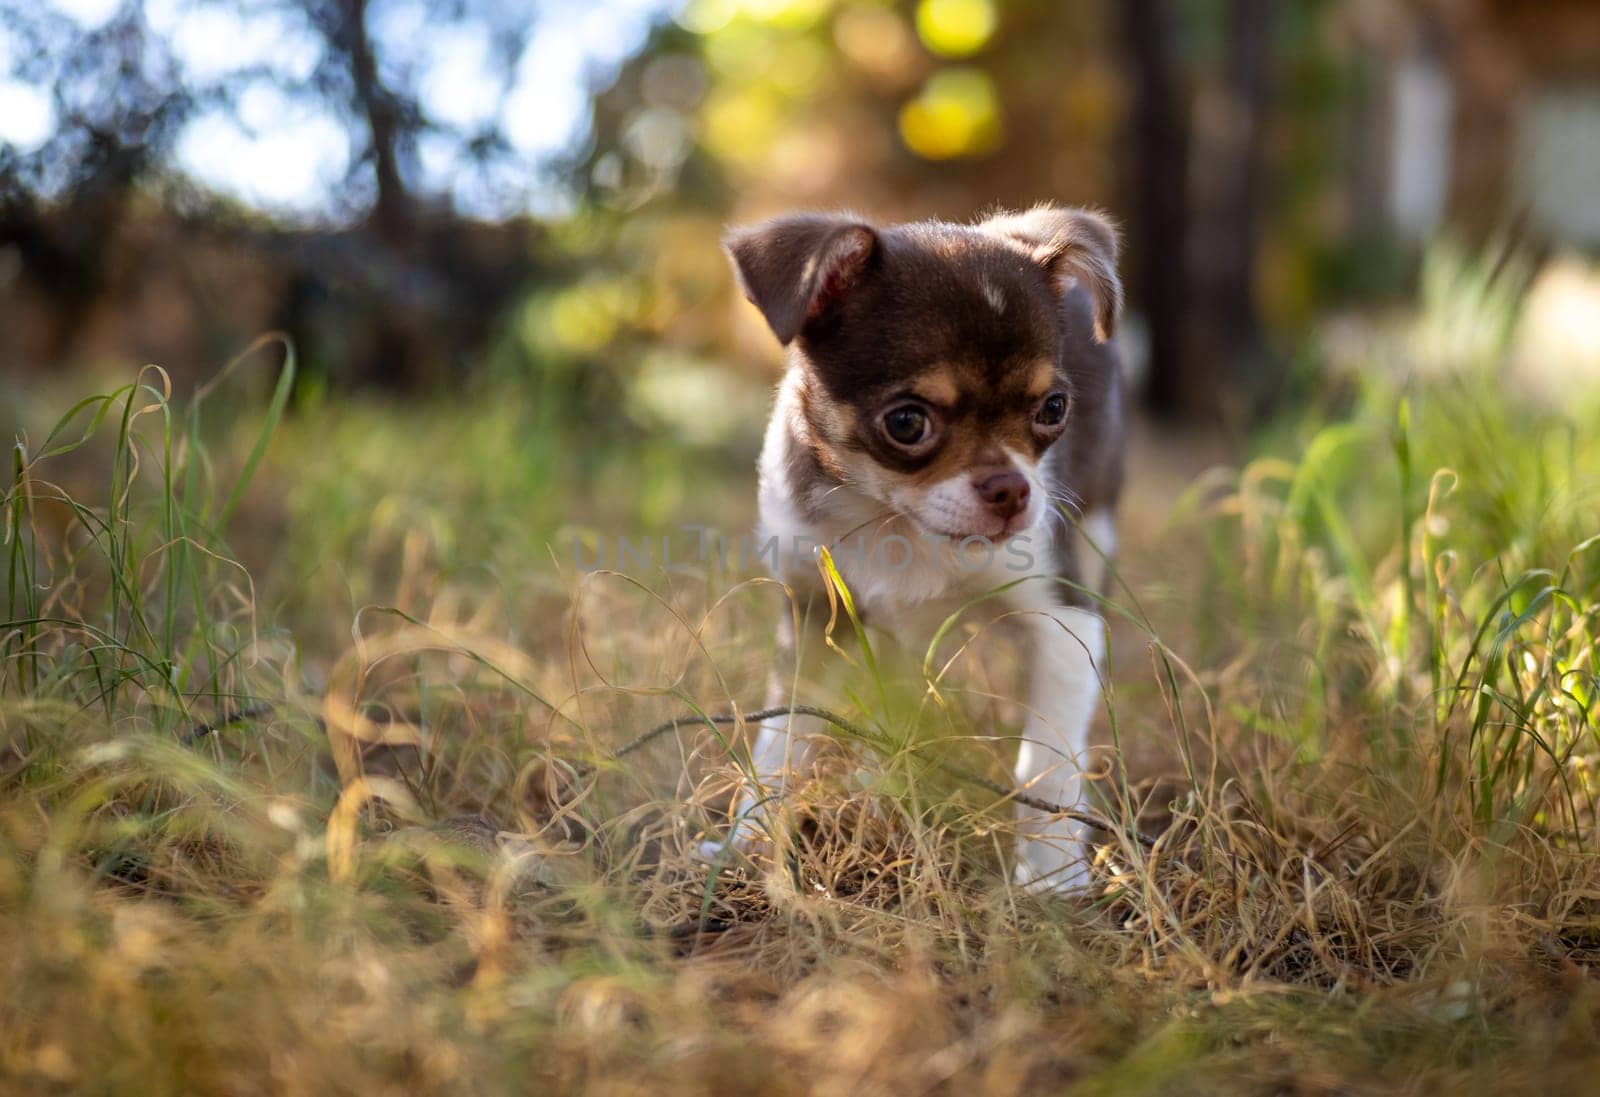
5,262,1600,1094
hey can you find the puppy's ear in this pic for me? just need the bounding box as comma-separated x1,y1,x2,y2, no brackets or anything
723,214,878,345
980,205,1122,341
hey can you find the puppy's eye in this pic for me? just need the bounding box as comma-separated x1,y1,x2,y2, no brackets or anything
1035,392,1069,428
882,404,930,447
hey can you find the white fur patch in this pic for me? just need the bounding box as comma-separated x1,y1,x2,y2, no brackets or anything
978,276,1006,314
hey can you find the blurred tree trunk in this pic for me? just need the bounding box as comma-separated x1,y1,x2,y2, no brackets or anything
1188,0,1273,417
328,0,411,246
1115,0,1192,420
311,0,417,387
1117,0,1275,421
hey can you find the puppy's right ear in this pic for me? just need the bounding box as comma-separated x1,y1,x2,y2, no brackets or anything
979,205,1122,342
723,214,878,345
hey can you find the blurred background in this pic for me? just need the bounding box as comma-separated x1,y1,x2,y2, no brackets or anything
2,0,1598,425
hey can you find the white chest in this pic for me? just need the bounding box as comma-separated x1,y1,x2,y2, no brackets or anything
757,491,1056,629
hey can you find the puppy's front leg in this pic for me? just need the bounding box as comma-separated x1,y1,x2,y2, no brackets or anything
1012,603,1106,892
722,598,831,851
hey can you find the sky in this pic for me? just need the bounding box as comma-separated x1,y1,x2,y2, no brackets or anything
0,0,675,218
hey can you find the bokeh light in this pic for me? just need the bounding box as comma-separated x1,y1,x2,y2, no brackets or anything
833,5,919,83
702,85,786,168
898,67,1002,159
0,79,55,152
914,0,996,59
675,0,738,35
740,0,831,31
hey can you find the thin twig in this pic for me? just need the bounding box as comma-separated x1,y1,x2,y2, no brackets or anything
180,701,275,745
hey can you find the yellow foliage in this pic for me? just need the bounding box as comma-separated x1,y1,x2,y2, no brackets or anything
898,67,1002,159
741,0,833,31
914,0,996,59
702,86,786,166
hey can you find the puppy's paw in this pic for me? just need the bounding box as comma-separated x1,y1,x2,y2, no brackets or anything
692,818,765,866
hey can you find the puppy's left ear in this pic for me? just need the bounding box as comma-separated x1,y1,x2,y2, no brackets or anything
981,205,1122,342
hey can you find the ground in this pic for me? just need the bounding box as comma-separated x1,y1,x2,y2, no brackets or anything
3,302,1600,1093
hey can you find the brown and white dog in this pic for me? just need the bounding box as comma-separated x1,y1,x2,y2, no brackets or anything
718,205,1124,892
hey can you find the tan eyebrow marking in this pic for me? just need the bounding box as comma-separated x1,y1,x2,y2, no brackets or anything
1023,359,1056,401
912,366,960,408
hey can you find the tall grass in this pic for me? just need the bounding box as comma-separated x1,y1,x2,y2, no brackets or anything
4,340,292,739
3,250,1600,1094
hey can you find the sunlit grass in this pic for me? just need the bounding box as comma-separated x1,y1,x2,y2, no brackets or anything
4,251,1600,1092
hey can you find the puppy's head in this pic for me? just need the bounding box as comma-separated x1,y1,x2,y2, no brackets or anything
726,205,1120,541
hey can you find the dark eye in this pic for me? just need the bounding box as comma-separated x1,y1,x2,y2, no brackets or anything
882,404,930,447
1035,392,1068,428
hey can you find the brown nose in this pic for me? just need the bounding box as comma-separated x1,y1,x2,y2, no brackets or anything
974,469,1030,519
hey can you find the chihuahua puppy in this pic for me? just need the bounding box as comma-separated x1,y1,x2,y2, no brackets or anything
720,205,1124,892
